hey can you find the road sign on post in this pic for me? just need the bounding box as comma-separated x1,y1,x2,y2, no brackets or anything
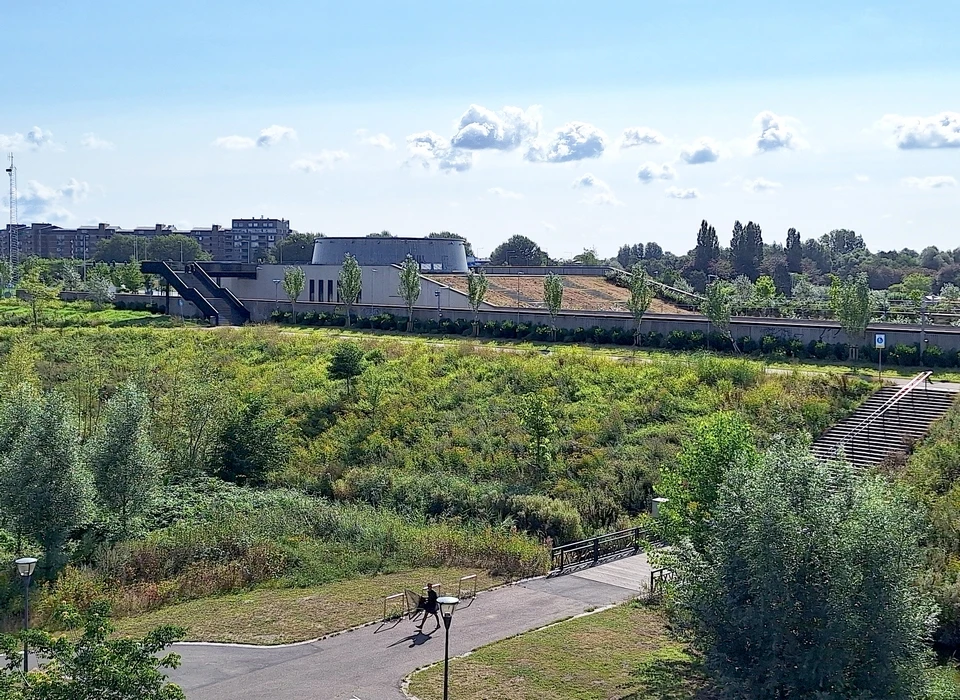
875,333,885,378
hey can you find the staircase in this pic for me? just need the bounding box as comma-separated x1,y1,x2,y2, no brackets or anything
811,372,958,471
140,261,250,326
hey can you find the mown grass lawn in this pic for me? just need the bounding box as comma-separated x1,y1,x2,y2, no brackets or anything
406,602,709,700
113,567,504,644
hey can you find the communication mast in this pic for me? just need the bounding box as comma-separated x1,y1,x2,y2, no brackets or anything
5,153,18,281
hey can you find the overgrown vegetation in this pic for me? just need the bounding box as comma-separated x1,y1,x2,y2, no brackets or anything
0,325,870,634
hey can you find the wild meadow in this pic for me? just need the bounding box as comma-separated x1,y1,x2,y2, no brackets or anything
0,324,873,629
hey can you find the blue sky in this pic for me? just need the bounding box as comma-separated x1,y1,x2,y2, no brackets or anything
2,0,959,258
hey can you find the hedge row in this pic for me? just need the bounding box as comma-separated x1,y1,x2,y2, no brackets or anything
268,310,960,369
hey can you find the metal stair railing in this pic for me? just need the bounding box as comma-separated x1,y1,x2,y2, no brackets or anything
829,371,932,463
140,261,219,321
190,263,251,322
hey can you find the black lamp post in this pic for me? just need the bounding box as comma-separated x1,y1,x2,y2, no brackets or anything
272,278,281,305
437,595,460,700
434,290,442,321
15,557,37,673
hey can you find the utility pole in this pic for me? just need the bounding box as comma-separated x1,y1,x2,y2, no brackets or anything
5,153,18,285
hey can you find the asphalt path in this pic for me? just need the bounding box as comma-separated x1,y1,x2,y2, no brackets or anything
167,555,651,700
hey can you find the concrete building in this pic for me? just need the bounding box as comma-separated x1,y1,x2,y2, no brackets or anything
218,236,478,310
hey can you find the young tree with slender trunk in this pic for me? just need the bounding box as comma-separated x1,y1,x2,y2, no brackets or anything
543,273,564,340
282,265,306,323
702,279,738,353
398,255,421,332
85,382,160,536
19,268,62,329
626,264,656,345
0,390,87,566
338,253,362,328
829,273,873,359
467,269,489,336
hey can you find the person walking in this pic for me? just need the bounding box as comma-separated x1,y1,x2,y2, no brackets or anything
417,583,440,631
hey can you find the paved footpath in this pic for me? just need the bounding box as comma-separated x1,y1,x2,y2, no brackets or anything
167,555,651,700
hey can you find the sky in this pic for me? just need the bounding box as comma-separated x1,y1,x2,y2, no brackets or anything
1,0,959,259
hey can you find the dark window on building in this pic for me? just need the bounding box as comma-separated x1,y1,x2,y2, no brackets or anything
309,279,315,302
327,279,334,302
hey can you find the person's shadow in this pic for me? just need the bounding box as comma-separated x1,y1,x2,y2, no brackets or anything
387,629,438,648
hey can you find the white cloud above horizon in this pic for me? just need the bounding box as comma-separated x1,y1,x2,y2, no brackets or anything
80,133,115,150
526,122,607,163
666,186,699,199
213,124,297,150
291,150,349,173
213,135,256,150
637,161,676,183
572,173,622,206
881,112,960,149
488,187,523,200
17,177,90,222
356,130,395,150
744,177,782,193
451,104,541,151
620,127,666,148
753,111,805,152
406,131,473,172
0,126,57,151
902,175,957,189
679,138,720,164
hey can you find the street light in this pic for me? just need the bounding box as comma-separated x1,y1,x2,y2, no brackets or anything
437,595,460,700
15,557,37,673
434,289,442,321
272,278,282,304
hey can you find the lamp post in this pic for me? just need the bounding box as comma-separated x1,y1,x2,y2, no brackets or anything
272,278,281,305
434,289,441,321
437,596,460,700
15,557,37,674
516,271,524,324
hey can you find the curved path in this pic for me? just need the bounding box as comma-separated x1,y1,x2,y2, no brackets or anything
166,555,651,700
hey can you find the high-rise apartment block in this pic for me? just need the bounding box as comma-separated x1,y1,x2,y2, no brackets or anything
1,217,291,262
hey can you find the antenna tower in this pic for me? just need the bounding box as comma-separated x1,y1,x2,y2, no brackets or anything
5,153,18,280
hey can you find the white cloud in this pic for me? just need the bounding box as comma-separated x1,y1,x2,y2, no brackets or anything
679,137,720,164
620,127,665,148
665,186,699,200
0,126,57,151
526,122,607,163
743,177,782,193
406,131,473,172
637,161,676,183
854,174,870,183
451,105,541,150
541,221,556,231
256,125,297,148
80,133,115,150
356,129,395,150
881,112,960,149
488,187,523,200
902,175,957,190
572,173,622,206
213,135,256,150
291,150,349,173
17,177,90,222
753,111,804,152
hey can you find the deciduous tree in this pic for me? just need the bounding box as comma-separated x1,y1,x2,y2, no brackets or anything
85,382,160,535
626,264,656,345
147,234,206,263
338,253,362,328
19,267,62,328
328,342,366,397
702,280,738,352
215,395,287,486
667,445,935,699
466,269,488,336
693,220,720,272
543,273,564,340
398,255,421,331
282,265,306,322
489,235,550,266
829,273,873,350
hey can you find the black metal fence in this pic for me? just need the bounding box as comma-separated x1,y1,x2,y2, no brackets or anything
549,527,651,572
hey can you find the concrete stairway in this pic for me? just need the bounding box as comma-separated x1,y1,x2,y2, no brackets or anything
811,376,957,471
179,268,249,325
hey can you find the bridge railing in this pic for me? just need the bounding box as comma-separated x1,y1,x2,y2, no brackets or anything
550,526,652,572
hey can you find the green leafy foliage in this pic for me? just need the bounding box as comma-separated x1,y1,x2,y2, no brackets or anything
282,265,306,322
489,235,550,266
213,395,287,487
542,273,564,340
85,382,160,534
667,445,936,699
466,269,488,335
829,273,873,343
327,342,365,395
398,255,421,331
0,602,185,700
337,253,362,328
626,265,656,344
